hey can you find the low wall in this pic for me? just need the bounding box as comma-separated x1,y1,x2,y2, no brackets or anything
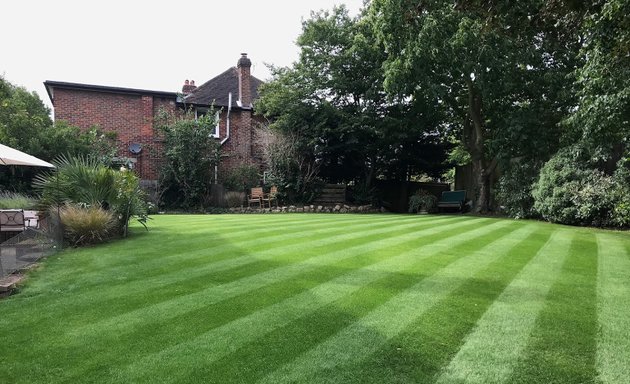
228,204,385,214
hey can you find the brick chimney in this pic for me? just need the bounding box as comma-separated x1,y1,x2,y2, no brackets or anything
182,79,197,95
237,53,252,108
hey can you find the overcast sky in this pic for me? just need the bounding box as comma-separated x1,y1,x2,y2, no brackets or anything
1,0,365,111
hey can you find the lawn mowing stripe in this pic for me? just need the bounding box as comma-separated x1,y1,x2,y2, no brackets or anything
23,214,436,297
193,223,540,384
256,223,539,384
31,215,405,288
341,229,552,384
1,216,620,384
1,216,463,331
33,215,419,290
42,219,505,383
507,232,598,383
596,233,630,384
63,216,489,342
434,229,573,384
112,219,518,383
116,214,399,257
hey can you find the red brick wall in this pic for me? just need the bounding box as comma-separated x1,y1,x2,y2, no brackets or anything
52,89,177,180
218,109,266,183
52,87,265,185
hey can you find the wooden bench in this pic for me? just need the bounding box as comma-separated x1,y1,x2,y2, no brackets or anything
437,190,466,212
312,184,346,205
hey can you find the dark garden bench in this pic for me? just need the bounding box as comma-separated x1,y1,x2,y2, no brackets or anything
437,190,467,212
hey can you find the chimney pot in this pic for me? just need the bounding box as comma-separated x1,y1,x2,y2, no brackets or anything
237,53,252,68
182,79,197,95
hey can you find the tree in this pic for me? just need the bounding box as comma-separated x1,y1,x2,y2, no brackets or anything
370,0,580,212
564,0,629,164
257,6,449,195
530,0,630,227
0,75,52,154
263,128,323,204
0,76,115,192
155,108,220,209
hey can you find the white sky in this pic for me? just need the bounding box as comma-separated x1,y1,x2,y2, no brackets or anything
1,0,365,111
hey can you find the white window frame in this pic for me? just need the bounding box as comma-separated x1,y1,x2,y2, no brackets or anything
195,108,220,138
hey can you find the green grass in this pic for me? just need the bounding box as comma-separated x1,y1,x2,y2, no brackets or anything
0,214,628,384
0,191,36,209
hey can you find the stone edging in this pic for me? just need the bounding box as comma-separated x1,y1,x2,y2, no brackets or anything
228,204,386,214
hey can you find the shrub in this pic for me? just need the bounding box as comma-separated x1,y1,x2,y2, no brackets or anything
0,192,37,209
350,181,376,205
495,160,541,219
224,191,245,208
408,190,438,213
613,202,630,227
263,131,322,204
113,167,150,234
155,108,220,209
532,146,624,227
33,155,149,235
611,157,630,227
59,204,116,246
222,165,260,192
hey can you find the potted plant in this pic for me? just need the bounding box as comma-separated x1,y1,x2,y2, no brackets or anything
408,190,438,214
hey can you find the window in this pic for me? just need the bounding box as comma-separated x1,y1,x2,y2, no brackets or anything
194,108,220,138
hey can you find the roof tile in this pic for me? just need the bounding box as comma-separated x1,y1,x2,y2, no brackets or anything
183,67,263,108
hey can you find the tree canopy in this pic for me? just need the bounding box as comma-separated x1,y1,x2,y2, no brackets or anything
257,0,628,225
0,76,102,161
256,6,451,192
0,76,116,192
370,0,581,212
564,0,629,161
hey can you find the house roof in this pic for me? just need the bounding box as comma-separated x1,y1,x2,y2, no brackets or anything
183,67,264,109
43,80,177,103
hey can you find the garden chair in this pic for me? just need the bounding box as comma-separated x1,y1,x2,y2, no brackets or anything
248,187,264,208
262,186,278,209
0,209,25,242
23,210,39,228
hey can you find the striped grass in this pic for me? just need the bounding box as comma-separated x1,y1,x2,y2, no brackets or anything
0,214,628,384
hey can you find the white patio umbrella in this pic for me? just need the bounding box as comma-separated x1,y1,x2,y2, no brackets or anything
0,143,54,168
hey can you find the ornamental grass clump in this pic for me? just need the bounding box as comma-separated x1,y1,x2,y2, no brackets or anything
59,204,116,246
224,191,245,208
0,191,37,209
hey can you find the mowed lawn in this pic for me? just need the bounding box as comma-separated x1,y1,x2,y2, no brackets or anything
1,214,629,383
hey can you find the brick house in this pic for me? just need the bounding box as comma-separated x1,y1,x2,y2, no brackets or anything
44,53,266,187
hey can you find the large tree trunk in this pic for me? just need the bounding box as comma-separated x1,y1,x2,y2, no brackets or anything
465,79,492,213
471,153,498,213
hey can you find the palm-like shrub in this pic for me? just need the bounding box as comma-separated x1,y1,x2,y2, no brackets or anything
34,155,149,238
